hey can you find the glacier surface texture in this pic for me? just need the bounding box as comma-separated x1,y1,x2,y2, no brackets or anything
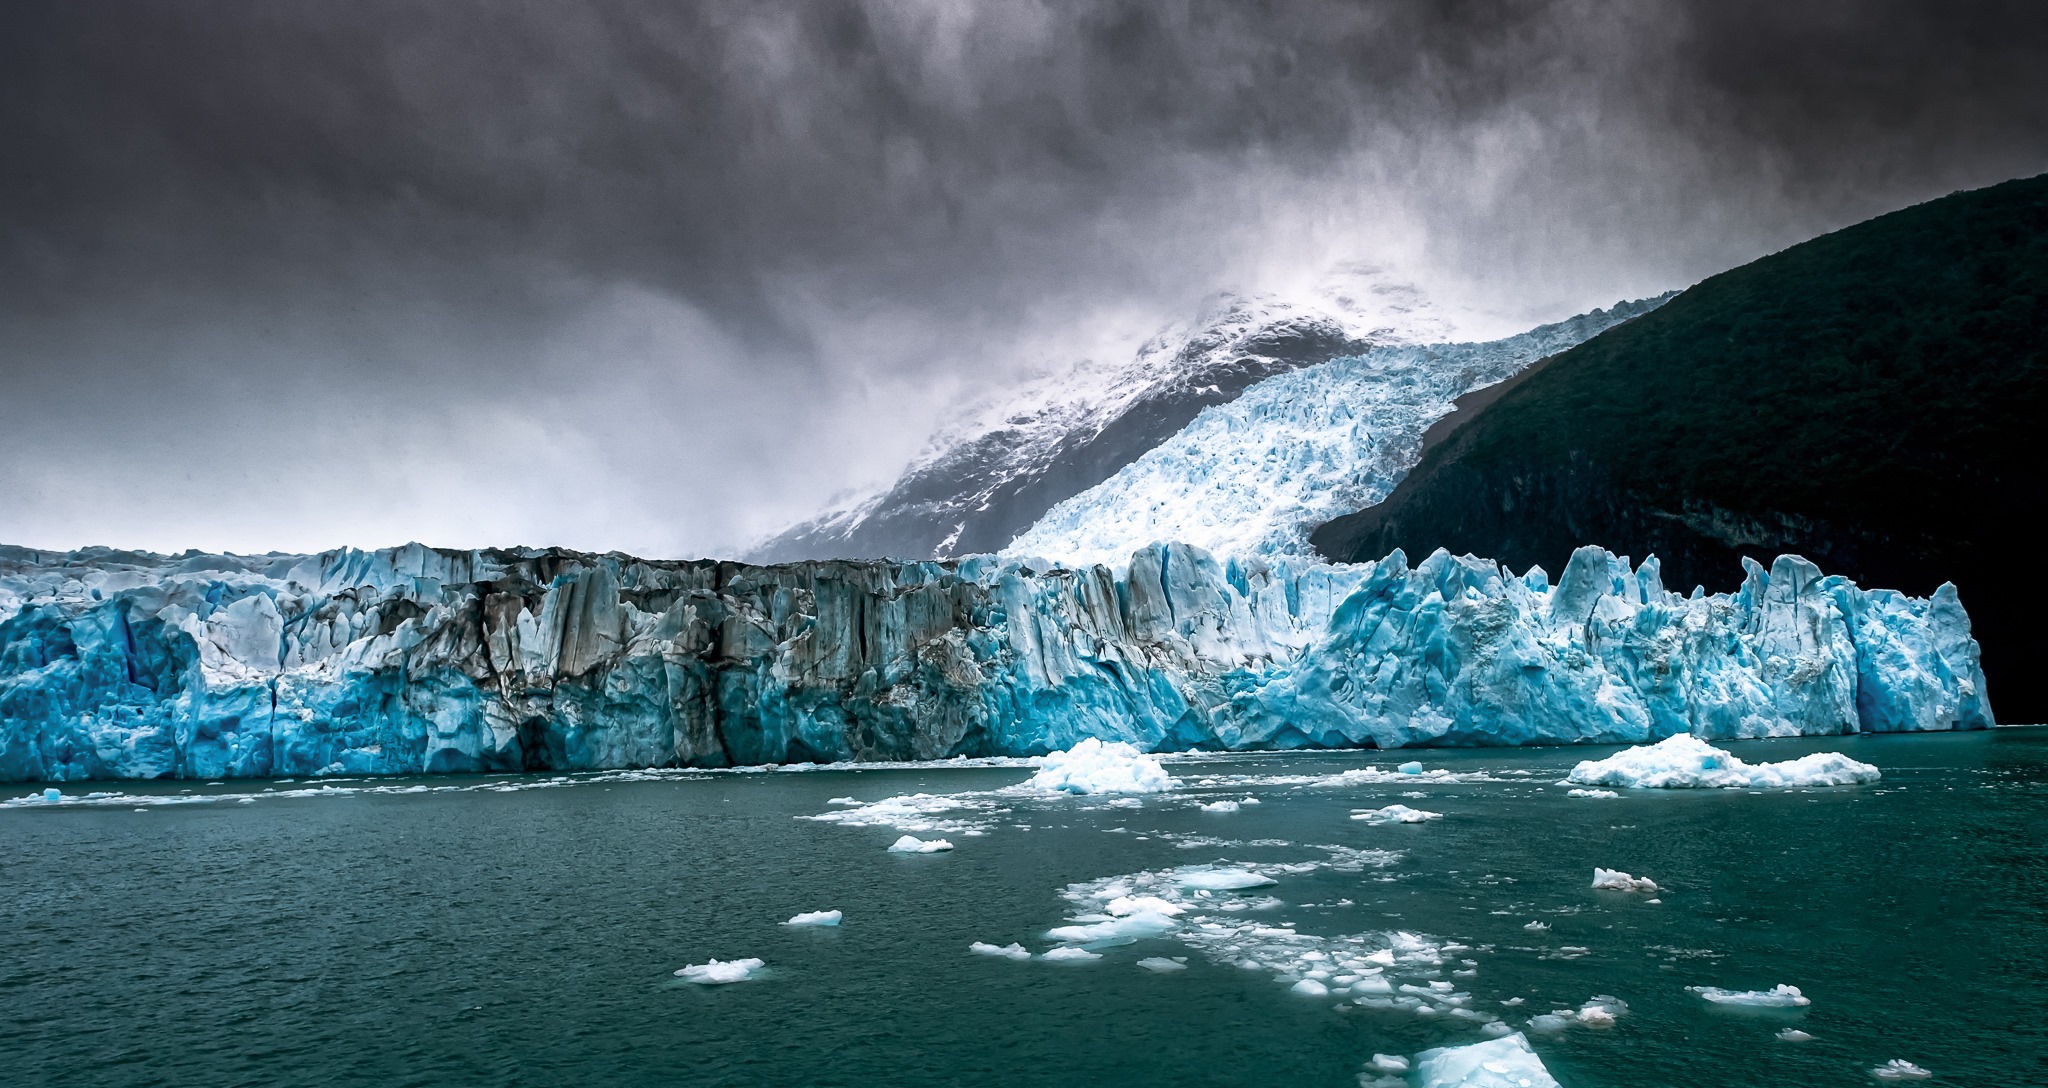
0,540,1991,782
751,265,1465,562
1005,295,1673,567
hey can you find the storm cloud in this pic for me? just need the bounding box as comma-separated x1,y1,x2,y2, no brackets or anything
4,0,2045,556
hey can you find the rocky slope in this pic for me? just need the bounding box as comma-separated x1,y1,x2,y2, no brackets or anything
1312,174,2046,721
0,540,1988,782
748,266,1458,561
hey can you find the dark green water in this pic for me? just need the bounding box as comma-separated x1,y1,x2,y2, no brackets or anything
3,729,2044,1087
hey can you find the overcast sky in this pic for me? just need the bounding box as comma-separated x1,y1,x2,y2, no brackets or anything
5,0,2045,558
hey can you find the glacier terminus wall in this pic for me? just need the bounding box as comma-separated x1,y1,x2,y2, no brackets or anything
0,541,1991,783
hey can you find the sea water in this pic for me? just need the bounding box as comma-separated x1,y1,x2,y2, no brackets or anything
3,729,2044,1087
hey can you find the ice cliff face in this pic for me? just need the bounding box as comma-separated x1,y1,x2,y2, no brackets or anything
749,265,1459,562
1005,295,1674,567
0,540,1987,782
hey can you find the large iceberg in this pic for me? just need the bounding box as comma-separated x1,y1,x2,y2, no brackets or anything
1568,734,1881,790
1025,738,1175,794
0,539,1990,782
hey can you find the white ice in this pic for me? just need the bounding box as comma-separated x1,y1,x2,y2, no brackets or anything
1351,803,1443,824
1413,1033,1561,1088
1590,868,1659,893
1175,868,1278,891
1777,1029,1814,1042
1567,788,1619,798
675,957,764,984
1026,738,1175,794
1136,957,1187,972
1688,984,1810,1007
1370,1054,1410,1073
1199,800,1241,813
782,910,842,927
888,835,955,853
1038,946,1102,963
1871,1060,1932,1080
969,942,1031,961
1567,733,1880,790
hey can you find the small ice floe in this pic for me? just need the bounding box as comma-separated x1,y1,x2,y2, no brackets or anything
1591,868,1659,893
42,788,62,803
1413,1033,1561,1088
782,910,842,927
807,791,997,835
887,835,954,853
1567,733,1880,790
1567,788,1619,798
1026,738,1175,794
1038,946,1102,963
1776,1029,1814,1042
1523,921,1550,932
1105,797,1144,809
1136,957,1187,972
1397,761,1425,775
1199,800,1241,813
1870,1060,1933,1080
1176,867,1278,891
1290,978,1329,996
1576,996,1627,1027
968,942,1030,961
1045,897,1183,945
1370,1054,1410,1074
1351,804,1443,825
826,796,860,805
1688,984,1810,1007
675,958,765,984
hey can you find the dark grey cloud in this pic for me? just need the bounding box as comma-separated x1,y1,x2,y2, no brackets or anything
3,1,2045,555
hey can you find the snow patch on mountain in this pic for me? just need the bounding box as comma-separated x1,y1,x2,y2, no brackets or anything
749,265,1476,561
1003,295,1673,568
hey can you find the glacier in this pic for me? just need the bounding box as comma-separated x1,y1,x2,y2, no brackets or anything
1004,294,1674,567
751,264,1470,562
0,539,1991,782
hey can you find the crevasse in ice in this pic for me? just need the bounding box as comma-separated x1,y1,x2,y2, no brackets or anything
0,538,1991,782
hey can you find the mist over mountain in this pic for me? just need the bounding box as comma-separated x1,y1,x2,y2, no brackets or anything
6,1,2046,557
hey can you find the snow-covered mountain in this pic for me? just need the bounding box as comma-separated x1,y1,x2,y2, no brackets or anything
1004,295,1676,568
748,265,1462,562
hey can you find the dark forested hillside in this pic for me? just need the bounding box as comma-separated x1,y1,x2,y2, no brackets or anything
1314,174,2048,720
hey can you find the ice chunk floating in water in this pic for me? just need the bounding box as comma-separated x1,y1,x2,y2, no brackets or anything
1568,734,1881,790
968,942,1031,961
675,958,765,984
887,835,954,853
1413,1033,1561,1088
1591,868,1659,893
1689,984,1811,1007
1871,1060,1932,1079
1026,739,1175,795
1175,868,1278,891
782,910,842,927
1351,803,1442,824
